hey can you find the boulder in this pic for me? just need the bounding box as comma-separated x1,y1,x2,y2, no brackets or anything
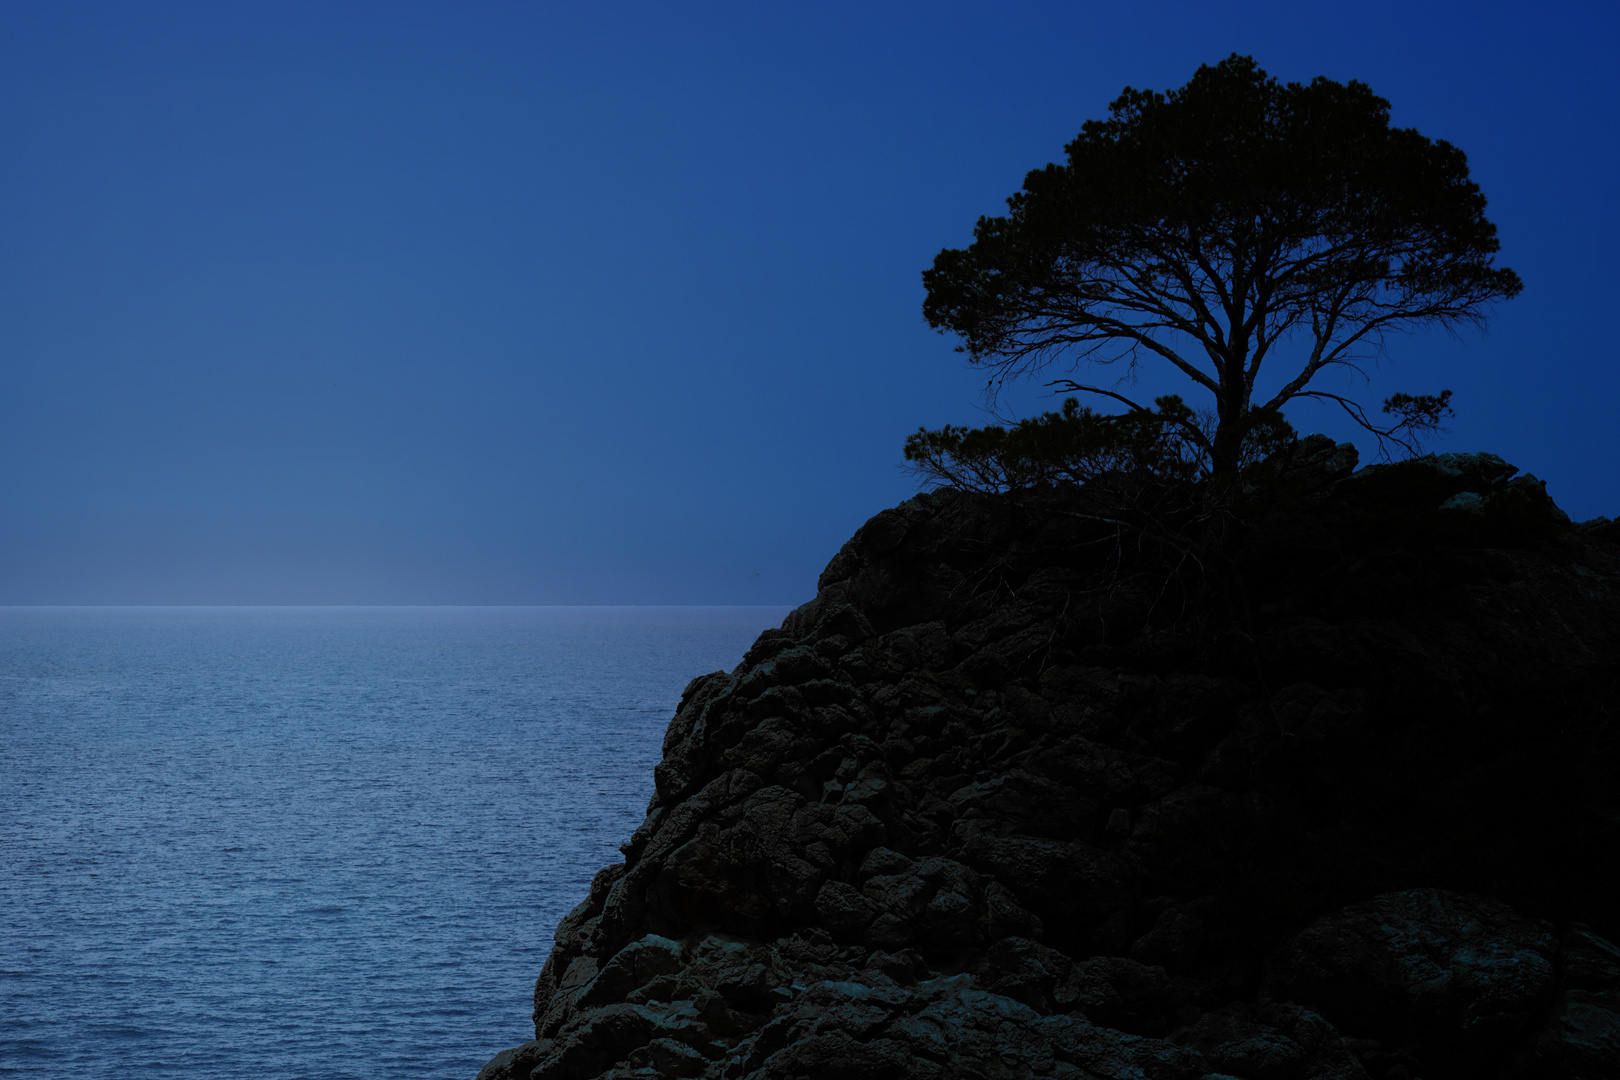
1271,890,1558,1075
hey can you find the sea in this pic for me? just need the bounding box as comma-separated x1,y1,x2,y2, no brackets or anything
0,605,792,1079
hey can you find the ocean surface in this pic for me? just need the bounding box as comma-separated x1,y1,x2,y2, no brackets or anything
0,605,791,1079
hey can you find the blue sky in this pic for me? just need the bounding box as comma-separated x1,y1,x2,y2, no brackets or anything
1,1,1615,604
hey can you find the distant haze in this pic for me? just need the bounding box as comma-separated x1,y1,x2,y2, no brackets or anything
2,1,1615,604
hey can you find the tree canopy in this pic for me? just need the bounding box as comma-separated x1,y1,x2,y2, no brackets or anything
922,55,1521,478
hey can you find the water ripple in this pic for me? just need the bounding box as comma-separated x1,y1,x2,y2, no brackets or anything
0,605,786,1078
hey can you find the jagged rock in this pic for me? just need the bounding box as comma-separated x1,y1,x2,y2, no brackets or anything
1347,449,1572,544
1439,490,1487,514
1579,516,1620,545
1173,1001,1368,1080
577,935,686,1009
479,454,1620,1080
1056,954,1177,1035
1531,926,1620,1078
1245,433,1361,493
1428,450,1521,487
1270,890,1558,1075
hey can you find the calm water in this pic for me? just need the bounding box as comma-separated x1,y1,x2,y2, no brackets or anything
0,605,789,1079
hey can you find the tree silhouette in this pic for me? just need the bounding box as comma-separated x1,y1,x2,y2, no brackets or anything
923,55,1520,478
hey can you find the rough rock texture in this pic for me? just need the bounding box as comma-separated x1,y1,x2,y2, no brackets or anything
478,443,1620,1080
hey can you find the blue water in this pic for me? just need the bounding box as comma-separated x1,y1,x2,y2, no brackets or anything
0,605,789,1079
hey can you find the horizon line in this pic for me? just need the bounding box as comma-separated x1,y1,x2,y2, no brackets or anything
0,602,800,609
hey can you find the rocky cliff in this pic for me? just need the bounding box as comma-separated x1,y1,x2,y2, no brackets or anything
478,442,1620,1080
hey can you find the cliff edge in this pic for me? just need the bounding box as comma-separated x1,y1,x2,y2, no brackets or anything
478,442,1620,1080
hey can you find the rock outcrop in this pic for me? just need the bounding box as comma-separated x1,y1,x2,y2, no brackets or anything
478,444,1620,1080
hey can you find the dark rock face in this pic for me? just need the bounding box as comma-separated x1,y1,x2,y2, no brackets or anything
478,448,1620,1080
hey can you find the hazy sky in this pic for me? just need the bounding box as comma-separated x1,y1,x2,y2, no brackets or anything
2,1,1615,604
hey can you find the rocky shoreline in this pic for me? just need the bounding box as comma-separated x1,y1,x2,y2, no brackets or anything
478,443,1620,1080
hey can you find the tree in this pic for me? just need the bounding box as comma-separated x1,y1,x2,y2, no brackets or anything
903,393,1296,495
922,55,1521,480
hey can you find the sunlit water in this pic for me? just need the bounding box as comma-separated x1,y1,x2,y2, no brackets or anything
0,605,789,1079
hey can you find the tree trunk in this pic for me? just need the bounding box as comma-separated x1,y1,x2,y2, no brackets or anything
1208,384,1248,484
